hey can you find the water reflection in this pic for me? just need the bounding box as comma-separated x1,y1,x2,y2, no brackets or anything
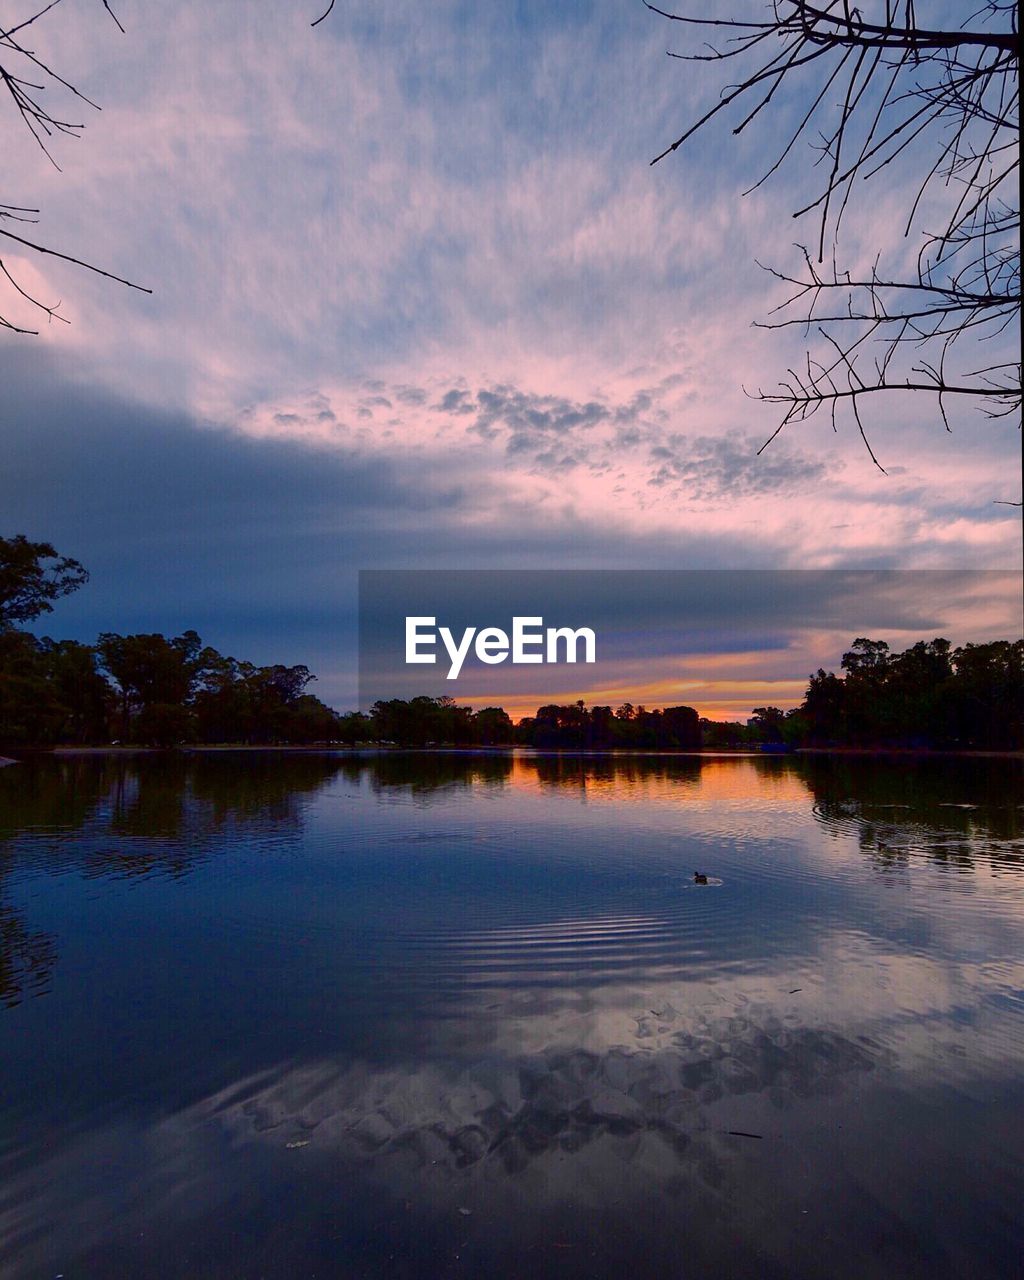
0,753,348,1003
357,750,514,793
0,751,1022,1278
167,1006,891,1178
804,755,1023,871
0,904,57,1008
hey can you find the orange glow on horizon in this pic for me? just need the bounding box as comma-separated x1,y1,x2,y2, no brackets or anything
455,678,808,724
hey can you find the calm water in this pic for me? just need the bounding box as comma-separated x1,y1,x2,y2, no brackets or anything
1,751,1022,1278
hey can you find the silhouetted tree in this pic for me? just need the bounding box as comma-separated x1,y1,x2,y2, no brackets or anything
96,630,209,740
797,634,1022,748
37,637,112,742
841,637,893,742
516,700,700,749
944,639,1024,748
648,2,1020,489
803,667,848,744
750,706,786,742
699,716,748,749
474,706,515,745
0,627,64,743
0,534,88,627
335,710,373,746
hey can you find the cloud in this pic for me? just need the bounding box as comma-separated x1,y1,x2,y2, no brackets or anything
2,350,778,707
13,349,997,720
647,429,832,501
358,567,1022,712
1,0,1018,700
4,343,1016,719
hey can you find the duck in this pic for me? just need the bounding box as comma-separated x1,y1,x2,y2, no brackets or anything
693,871,708,885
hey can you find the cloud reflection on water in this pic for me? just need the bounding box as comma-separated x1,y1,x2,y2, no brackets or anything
1,752,1022,1277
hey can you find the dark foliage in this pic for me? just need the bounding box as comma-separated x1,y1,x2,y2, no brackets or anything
516,701,700,750
0,534,88,627
800,636,1024,748
2,536,1019,751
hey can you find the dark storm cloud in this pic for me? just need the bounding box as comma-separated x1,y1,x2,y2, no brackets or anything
1,350,462,663
2,351,774,705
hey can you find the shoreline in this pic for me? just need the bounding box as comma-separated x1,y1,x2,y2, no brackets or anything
4,744,1022,760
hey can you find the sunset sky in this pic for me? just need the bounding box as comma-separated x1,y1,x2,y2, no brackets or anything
3,0,1020,716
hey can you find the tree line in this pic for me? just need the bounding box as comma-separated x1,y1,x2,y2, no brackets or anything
710,637,1023,752
358,698,702,751
367,639,1023,752
0,624,344,748
0,534,341,747
2,536,1020,750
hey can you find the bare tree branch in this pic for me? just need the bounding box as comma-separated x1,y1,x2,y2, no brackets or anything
1,0,148,331
2,2,339,333
649,1,1020,482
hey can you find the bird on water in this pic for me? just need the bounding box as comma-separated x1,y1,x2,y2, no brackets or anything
693,871,708,885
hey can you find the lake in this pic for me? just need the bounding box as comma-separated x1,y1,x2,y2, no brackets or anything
1,751,1022,1278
